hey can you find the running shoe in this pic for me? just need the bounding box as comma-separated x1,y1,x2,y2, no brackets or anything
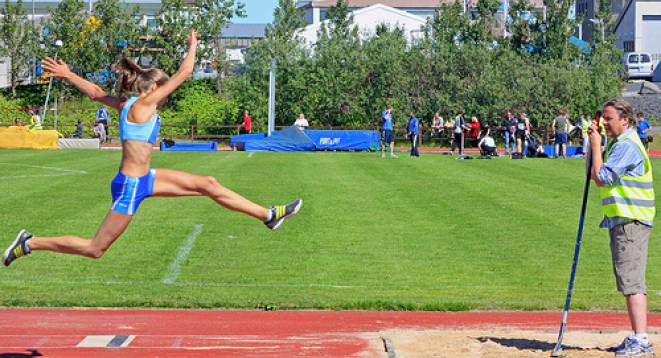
264,199,303,230
3,230,32,267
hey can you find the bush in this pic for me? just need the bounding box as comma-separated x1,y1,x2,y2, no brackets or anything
161,80,240,137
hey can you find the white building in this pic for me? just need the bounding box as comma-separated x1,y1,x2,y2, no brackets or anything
297,3,428,47
613,0,661,79
297,0,440,24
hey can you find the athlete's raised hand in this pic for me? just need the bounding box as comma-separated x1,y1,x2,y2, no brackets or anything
41,57,72,79
188,30,198,49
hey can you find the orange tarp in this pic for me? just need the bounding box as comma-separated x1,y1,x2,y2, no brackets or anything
0,126,61,149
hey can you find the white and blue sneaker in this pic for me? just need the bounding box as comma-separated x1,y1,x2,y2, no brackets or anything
609,335,655,356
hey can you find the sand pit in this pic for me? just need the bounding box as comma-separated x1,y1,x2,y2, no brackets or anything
379,329,658,357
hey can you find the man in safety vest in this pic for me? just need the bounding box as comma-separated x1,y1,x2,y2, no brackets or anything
589,98,655,357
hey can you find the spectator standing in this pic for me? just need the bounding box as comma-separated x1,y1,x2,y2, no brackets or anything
381,105,397,158
406,112,420,157
241,110,252,134
515,113,530,155
96,105,110,142
450,111,465,154
294,113,309,129
501,111,516,154
578,114,591,155
588,99,655,357
637,112,651,152
553,110,570,158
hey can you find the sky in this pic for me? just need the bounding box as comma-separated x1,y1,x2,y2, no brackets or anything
233,0,279,24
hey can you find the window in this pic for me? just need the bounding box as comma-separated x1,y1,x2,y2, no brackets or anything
624,41,635,53
628,54,639,63
641,54,651,63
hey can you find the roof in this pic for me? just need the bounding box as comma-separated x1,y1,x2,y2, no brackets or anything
310,0,544,9
312,0,440,7
613,0,634,33
222,23,267,39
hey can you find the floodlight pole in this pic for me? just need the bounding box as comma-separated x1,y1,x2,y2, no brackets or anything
268,58,276,137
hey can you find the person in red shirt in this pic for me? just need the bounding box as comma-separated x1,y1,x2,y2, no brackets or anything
241,110,252,134
468,116,481,146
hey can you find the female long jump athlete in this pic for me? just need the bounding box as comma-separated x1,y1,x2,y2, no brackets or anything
3,31,302,266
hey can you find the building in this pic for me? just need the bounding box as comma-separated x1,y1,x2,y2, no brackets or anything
613,0,661,79
220,23,267,64
297,3,428,46
295,0,547,47
575,0,630,43
297,0,546,23
297,0,440,24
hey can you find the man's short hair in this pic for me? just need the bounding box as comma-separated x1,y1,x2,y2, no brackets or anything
604,98,636,127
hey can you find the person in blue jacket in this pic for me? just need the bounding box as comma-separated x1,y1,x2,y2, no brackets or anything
406,112,420,157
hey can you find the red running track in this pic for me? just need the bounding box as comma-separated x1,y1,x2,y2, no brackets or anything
2,309,661,357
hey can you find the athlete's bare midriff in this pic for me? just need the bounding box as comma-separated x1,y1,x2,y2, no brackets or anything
120,140,153,177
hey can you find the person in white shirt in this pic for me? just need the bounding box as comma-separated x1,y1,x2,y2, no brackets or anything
430,112,443,138
93,119,106,143
478,129,497,157
294,113,309,129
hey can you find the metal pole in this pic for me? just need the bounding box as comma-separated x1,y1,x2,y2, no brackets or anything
578,23,582,40
503,0,508,37
42,47,61,125
32,0,36,82
268,58,276,137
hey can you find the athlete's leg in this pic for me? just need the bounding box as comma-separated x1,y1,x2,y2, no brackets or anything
27,210,132,259
152,168,269,221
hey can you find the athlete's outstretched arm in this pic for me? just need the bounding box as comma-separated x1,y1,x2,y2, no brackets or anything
41,57,123,111
142,31,198,107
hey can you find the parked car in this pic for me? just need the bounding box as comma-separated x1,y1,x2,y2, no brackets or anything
193,60,218,80
625,52,655,80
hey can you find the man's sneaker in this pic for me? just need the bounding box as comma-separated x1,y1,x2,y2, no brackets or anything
610,336,655,356
390,154,398,158
3,230,32,267
264,199,303,230
381,153,385,158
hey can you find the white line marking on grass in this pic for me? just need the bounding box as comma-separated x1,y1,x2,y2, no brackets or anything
0,162,88,179
248,152,255,158
162,224,203,284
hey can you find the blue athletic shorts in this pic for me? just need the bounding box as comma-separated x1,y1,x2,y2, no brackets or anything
382,129,394,144
110,169,156,216
555,133,568,145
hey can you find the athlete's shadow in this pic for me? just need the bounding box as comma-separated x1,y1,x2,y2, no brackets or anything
0,350,42,357
477,336,607,353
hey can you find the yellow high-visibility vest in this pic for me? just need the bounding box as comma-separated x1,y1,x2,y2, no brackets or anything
600,130,655,222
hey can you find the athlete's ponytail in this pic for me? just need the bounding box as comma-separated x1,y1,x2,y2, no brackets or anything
113,58,169,97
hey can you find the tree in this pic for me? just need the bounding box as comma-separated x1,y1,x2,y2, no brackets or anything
0,0,39,96
193,0,245,95
151,0,194,75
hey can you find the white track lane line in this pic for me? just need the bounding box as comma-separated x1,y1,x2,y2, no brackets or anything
162,224,203,284
0,162,87,179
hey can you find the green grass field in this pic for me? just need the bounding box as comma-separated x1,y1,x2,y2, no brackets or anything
1,149,660,311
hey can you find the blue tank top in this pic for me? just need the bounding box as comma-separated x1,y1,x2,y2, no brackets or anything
119,96,161,144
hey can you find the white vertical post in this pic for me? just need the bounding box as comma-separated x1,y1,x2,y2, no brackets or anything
268,58,276,137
